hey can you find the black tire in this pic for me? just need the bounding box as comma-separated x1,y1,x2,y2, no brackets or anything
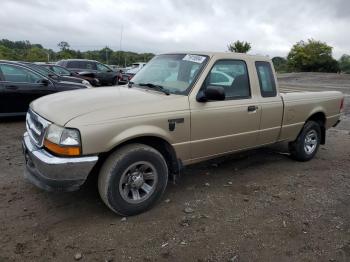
91,80,99,87
98,143,168,216
289,120,322,162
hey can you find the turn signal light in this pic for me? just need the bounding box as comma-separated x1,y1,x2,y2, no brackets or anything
44,139,81,156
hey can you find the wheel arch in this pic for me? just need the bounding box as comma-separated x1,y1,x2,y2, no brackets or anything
305,111,326,144
96,135,181,176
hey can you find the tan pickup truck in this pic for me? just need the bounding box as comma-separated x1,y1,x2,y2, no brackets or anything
22,52,344,215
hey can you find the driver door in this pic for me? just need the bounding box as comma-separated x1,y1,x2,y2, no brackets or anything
0,63,54,114
189,59,261,161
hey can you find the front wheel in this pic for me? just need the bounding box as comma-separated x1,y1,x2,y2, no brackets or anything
289,121,322,161
98,144,168,216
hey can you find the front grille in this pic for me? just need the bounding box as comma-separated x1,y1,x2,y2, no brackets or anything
26,109,50,147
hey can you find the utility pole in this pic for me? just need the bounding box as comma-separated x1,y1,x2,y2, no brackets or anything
105,48,108,64
119,25,123,67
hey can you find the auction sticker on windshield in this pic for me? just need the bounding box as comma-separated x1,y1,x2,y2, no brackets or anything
183,54,206,64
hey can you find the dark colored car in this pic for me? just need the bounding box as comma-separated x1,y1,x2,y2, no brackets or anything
20,62,93,88
57,59,122,86
0,61,87,117
120,72,133,84
39,64,100,86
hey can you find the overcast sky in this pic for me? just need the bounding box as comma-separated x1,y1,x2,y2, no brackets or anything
1,0,349,58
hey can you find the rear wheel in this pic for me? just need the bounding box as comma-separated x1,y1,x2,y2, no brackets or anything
113,77,119,86
289,121,321,161
98,144,168,216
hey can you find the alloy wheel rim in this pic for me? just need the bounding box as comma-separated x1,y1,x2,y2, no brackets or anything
304,130,318,155
119,161,158,204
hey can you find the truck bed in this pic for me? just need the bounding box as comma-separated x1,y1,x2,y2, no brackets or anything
279,82,349,95
279,84,323,93
278,89,343,142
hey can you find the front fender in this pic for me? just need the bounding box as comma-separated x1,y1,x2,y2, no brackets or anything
106,125,173,152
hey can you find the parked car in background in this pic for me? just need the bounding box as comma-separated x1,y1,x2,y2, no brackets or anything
0,60,87,116
119,72,131,84
20,62,92,88
126,62,147,74
107,65,125,72
39,64,100,86
57,59,122,86
108,66,129,84
121,62,147,83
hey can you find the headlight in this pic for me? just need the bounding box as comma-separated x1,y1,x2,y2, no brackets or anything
44,124,81,156
82,80,92,88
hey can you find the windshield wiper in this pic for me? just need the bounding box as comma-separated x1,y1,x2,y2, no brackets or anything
138,83,170,95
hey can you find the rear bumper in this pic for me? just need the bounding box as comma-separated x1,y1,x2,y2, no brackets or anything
22,133,98,192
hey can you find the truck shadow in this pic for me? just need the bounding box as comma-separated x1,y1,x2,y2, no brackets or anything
168,143,291,193
43,143,293,217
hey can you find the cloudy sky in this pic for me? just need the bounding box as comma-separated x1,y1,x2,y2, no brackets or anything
1,0,349,58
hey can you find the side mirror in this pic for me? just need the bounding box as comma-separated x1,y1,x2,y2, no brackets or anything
48,74,56,78
40,79,50,86
197,85,225,102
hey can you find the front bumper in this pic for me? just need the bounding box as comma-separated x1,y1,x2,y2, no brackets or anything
22,132,98,192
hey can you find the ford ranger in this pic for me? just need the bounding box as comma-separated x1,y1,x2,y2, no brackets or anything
22,52,344,216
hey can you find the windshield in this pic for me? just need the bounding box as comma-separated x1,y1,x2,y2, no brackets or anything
97,63,112,72
25,64,58,78
131,54,208,95
47,65,71,76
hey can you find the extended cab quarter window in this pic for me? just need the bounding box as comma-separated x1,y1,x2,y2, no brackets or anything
206,60,250,100
255,61,277,97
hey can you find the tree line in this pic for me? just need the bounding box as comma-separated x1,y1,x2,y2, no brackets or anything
1,38,349,73
228,39,350,74
0,39,154,66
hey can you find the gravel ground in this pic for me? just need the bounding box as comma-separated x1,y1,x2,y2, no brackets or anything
0,73,349,262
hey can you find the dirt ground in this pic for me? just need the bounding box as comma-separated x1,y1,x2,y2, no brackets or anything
1,73,349,262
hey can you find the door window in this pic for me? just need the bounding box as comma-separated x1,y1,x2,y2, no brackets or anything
0,64,43,83
66,61,81,68
205,60,250,100
255,61,277,97
67,61,97,70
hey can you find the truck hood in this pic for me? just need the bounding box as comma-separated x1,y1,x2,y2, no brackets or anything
30,86,189,126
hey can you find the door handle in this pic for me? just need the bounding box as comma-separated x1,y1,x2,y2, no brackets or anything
5,85,19,90
247,105,258,112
